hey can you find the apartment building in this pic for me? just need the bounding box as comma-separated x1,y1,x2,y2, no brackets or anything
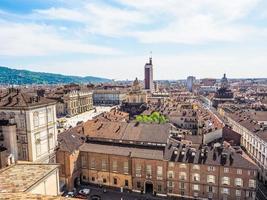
57,119,257,200
219,105,267,183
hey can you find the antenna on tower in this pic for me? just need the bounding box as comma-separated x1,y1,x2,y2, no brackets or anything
149,51,152,64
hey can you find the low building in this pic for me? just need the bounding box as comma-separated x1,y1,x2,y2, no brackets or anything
93,90,126,106
47,89,93,117
0,163,60,196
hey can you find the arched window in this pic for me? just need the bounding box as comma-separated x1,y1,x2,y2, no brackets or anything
33,112,39,127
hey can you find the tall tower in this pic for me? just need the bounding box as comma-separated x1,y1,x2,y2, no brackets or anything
144,56,153,92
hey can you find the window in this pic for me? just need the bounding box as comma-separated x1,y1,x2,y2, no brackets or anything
112,160,117,172
235,178,243,187
224,168,229,173
137,181,141,189
48,131,54,150
146,165,152,178
136,164,141,177
179,172,186,181
20,119,25,128
90,158,95,169
33,112,39,127
168,171,174,179
81,155,87,168
158,184,162,192
47,108,53,122
246,191,255,198
237,169,242,175
208,166,215,171
192,165,200,170
179,182,185,189
123,161,129,174
207,175,215,184
221,188,229,195
125,180,129,187
103,178,107,183
92,177,95,182
35,132,41,157
113,178,117,185
222,177,230,185
101,159,107,170
82,175,87,181
193,184,200,191
157,166,163,180
207,186,215,193
168,181,174,187
193,173,200,182
249,179,256,188
236,190,241,197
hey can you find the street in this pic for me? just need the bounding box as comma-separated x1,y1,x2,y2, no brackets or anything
75,184,186,200
58,106,116,128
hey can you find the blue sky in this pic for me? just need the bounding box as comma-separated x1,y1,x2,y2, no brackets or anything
0,0,267,80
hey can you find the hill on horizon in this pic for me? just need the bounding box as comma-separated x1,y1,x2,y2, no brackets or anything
0,66,111,85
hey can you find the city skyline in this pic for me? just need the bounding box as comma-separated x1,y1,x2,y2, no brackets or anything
1,0,267,80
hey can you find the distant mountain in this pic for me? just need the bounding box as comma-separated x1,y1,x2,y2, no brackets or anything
0,66,111,85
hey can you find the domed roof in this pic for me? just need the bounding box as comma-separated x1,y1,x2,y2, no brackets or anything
133,77,139,86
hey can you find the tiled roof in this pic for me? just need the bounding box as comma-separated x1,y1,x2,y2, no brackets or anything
0,163,58,193
226,109,267,141
82,120,173,144
0,89,56,109
164,140,258,170
0,193,78,200
57,131,85,153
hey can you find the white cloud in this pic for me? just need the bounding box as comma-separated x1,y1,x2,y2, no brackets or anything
0,19,120,56
31,0,265,44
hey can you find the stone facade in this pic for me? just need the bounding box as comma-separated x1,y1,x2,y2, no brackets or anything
0,89,58,163
93,90,126,106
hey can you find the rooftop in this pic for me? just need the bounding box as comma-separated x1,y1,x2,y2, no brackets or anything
223,106,267,141
0,193,78,200
0,88,56,109
164,140,257,169
0,163,58,193
81,120,174,144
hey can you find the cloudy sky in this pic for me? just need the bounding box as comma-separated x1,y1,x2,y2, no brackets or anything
0,0,267,80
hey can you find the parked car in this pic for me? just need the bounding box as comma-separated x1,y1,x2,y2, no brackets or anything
79,188,91,195
65,191,74,198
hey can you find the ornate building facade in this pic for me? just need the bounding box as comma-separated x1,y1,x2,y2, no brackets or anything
0,88,58,163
